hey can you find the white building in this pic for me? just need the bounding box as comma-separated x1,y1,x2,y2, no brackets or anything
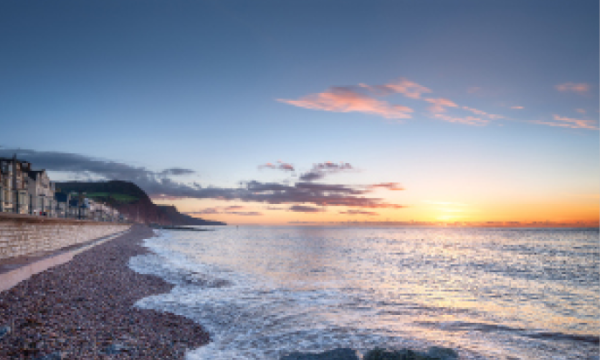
27,170,56,216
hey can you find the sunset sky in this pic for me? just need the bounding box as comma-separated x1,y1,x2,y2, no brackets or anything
0,0,598,225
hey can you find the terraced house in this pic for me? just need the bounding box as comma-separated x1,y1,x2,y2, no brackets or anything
27,169,56,216
0,156,32,214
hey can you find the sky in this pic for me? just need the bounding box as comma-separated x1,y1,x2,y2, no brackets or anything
0,0,598,225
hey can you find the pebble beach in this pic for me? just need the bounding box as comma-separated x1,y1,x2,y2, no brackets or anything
0,224,209,359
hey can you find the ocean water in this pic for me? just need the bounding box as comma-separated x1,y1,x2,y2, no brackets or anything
128,226,599,360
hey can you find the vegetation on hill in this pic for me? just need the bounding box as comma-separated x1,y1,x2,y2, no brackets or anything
84,192,139,204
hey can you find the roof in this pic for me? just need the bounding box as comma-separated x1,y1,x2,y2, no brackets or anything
28,170,46,180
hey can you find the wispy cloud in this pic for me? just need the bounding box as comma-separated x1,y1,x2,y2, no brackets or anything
462,106,504,120
159,168,195,176
370,182,404,191
462,106,488,116
339,209,379,216
289,205,324,213
279,77,513,127
433,114,488,126
300,161,354,182
186,206,264,216
278,86,413,119
510,106,524,110
532,115,598,130
359,78,432,99
424,98,459,113
259,160,295,172
576,108,586,114
555,82,591,94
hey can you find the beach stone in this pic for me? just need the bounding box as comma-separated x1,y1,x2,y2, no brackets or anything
102,342,130,354
0,325,10,340
281,347,360,360
33,352,62,360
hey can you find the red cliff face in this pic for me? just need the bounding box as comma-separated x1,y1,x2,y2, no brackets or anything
113,198,170,225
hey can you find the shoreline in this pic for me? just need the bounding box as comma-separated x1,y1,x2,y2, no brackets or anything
0,224,209,359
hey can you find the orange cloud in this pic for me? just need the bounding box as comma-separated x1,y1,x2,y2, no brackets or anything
278,87,413,119
339,209,379,216
425,98,458,113
532,115,598,130
260,160,295,171
511,106,524,110
462,106,488,116
360,78,432,99
462,106,504,120
555,82,590,94
434,114,489,126
370,182,404,191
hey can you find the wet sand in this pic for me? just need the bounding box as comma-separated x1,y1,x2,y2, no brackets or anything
0,224,209,359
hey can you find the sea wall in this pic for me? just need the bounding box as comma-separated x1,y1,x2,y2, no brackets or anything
0,213,131,260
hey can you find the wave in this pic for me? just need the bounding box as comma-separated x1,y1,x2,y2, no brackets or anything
418,321,599,345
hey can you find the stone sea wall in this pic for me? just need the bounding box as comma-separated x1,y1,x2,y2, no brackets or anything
0,213,131,260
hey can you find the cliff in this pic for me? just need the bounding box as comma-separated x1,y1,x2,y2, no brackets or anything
156,205,225,226
54,181,225,226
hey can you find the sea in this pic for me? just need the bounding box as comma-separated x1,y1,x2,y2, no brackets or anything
128,226,599,360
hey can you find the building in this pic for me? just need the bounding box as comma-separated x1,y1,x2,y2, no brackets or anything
0,155,32,214
1,155,122,222
27,169,56,216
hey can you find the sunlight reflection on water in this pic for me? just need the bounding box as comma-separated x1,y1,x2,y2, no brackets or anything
130,226,599,360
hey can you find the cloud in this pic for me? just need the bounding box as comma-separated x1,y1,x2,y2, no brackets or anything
462,106,488,116
227,211,263,216
223,205,245,211
241,180,403,208
278,78,509,127
425,98,459,113
510,106,524,110
259,160,295,172
370,182,404,191
339,209,379,216
289,205,324,213
186,206,263,216
555,82,590,94
300,161,354,182
433,114,488,126
0,147,406,210
278,86,413,119
462,106,503,120
531,115,598,130
467,87,482,94
159,168,196,176
359,78,432,99
186,208,221,215
576,108,586,114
